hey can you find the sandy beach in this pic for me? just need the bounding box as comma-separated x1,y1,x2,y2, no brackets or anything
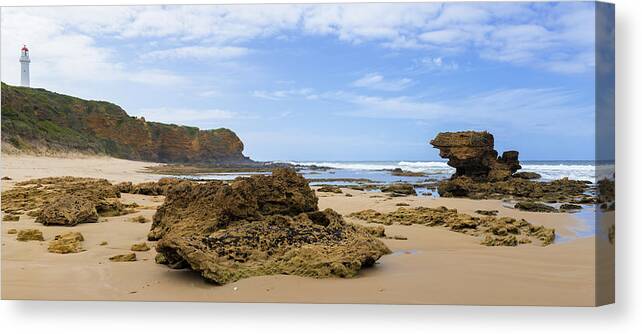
1,154,605,305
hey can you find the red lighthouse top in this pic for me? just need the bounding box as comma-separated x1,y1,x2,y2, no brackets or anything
21,45,29,52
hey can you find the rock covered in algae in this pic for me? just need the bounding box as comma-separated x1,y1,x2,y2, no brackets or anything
381,183,416,196
16,229,44,241
316,186,343,193
151,168,390,285
514,201,558,213
131,242,150,252
559,203,582,212
348,206,555,246
437,176,590,202
1,177,128,222
48,232,85,254
124,178,189,196
109,253,137,262
513,172,542,180
36,195,99,226
2,214,19,221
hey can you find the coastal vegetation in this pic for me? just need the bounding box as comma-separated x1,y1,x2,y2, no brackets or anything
1,82,247,163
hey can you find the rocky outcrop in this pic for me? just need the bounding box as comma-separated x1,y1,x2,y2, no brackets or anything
430,131,521,181
150,168,390,285
348,206,555,246
124,178,189,196
1,82,248,163
514,201,558,213
48,232,85,254
109,253,137,262
513,172,542,180
437,175,591,203
16,229,44,241
36,195,99,226
1,177,127,223
381,183,416,196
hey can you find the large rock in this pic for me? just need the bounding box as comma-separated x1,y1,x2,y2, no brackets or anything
151,168,390,284
430,131,521,181
36,195,99,226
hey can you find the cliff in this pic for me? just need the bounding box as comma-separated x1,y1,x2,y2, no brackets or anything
1,82,248,163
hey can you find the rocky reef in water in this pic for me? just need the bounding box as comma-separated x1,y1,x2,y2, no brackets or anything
150,168,390,284
430,131,591,202
1,82,248,163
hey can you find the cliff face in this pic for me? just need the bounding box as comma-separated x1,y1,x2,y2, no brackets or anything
1,82,248,163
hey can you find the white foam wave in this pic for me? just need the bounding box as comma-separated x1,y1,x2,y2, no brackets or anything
288,161,598,182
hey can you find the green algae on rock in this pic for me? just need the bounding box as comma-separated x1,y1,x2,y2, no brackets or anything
381,183,416,196
475,210,498,216
48,232,85,254
1,176,129,224
317,185,343,194
109,253,137,262
131,242,150,252
348,206,555,246
16,229,44,241
37,195,99,226
437,176,590,203
2,214,20,221
514,201,558,213
151,168,390,285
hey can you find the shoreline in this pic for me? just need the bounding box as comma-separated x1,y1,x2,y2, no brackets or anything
1,154,603,305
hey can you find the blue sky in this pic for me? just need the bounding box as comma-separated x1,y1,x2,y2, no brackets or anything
1,2,603,161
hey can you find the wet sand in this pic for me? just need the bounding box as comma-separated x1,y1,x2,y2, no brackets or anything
1,155,603,305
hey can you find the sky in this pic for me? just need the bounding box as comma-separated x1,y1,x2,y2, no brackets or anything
0,2,605,161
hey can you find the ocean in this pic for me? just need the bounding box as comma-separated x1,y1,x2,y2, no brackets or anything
183,160,604,184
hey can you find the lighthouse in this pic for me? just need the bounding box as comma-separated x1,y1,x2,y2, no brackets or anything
19,45,30,87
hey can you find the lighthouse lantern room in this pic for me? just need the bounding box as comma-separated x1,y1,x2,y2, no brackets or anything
20,45,30,87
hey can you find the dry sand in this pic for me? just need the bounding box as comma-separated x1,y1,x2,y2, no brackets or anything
1,155,606,306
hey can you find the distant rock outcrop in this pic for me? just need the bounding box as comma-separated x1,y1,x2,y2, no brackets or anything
150,168,390,284
430,131,521,181
1,82,248,163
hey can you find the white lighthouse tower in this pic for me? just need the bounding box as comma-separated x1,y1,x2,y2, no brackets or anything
19,45,30,87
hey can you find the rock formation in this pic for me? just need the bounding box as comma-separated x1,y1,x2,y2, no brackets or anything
437,176,590,202
1,82,248,163
430,131,521,181
1,177,129,224
48,232,85,254
348,206,555,246
150,168,390,285
16,229,44,241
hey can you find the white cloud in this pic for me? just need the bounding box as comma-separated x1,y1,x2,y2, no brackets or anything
0,8,184,86
352,73,413,91
252,88,317,100
418,57,459,71
1,2,597,88
326,88,592,135
143,46,250,61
